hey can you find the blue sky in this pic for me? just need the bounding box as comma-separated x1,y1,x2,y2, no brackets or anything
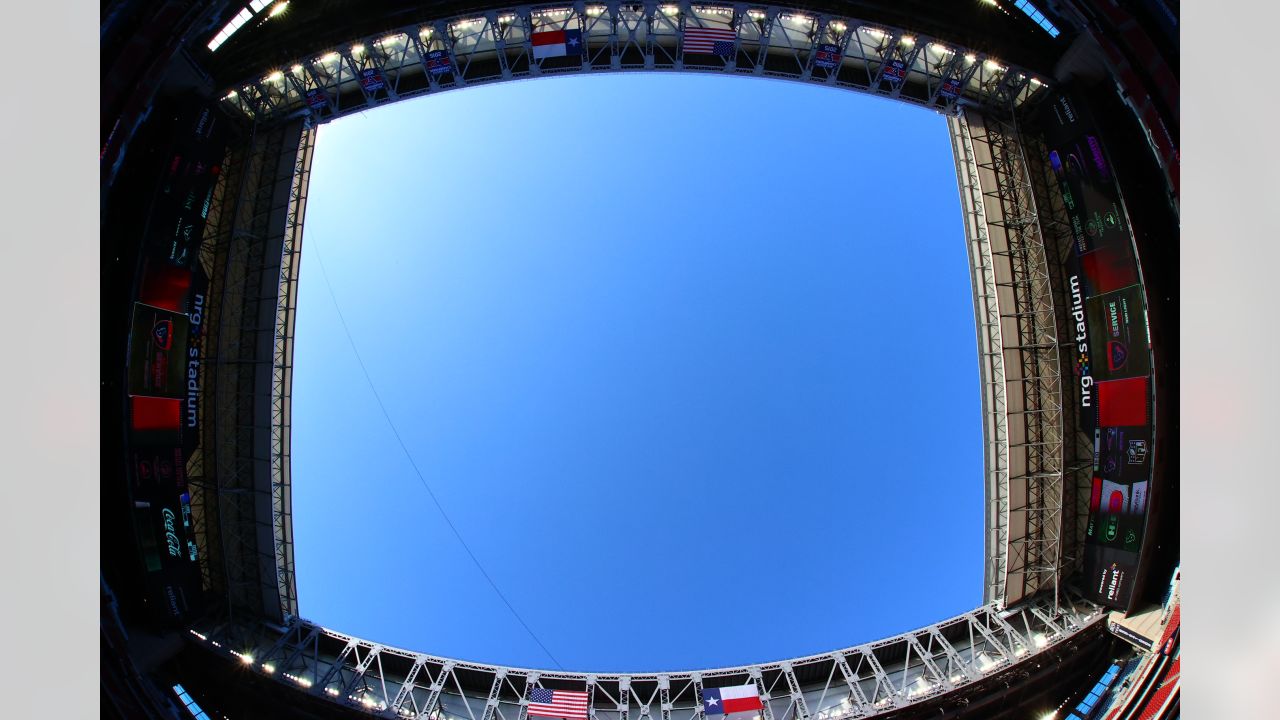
291,72,982,673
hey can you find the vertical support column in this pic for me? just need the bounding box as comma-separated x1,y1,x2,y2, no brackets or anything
748,668,774,720
780,664,810,720
418,661,457,720
618,677,631,720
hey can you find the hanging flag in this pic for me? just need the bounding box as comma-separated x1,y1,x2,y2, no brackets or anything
940,77,962,99
883,58,907,83
813,43,842,70
684,27,736,57
531,29,585,60
701,685,763,715
359,67,386,91
425,49,453,75
528,688,590,720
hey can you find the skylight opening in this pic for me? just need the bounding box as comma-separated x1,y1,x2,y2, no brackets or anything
206,1,284,52
1011,0,1062,38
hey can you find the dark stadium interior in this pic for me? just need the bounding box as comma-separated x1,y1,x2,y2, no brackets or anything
102,1,1180,718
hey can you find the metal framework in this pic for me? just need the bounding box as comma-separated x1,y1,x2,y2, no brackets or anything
188,595,1104,719
948,110,1065,609
187,117,315,625
174,4,1093,714
217,2,1048,125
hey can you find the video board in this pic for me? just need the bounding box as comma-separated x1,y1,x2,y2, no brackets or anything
1037,91,1156,610
122,97,227,623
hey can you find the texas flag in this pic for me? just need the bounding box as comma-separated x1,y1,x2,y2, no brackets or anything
701,685,763,716
531,29,584,60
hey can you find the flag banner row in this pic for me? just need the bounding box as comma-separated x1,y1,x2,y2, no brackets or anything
524,684,763,720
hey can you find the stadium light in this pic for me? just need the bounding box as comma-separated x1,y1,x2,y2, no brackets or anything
351,44,365,56
660,4,680,15
262,663,276,673
264,70,284,82
321,51,341,63
984,58,1005,71
964,53,977,63
1033,632,1048,648
900,35,915,46
748,9,767,20
269,1,289,18
830,21,847,33
290,64,303,73
586,5,607,17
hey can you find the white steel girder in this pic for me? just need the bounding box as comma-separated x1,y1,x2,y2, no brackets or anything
219,2,1047,125
188,598,1104,719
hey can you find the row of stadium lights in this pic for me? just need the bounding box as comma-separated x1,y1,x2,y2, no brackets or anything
186,627,1057,712
186,626,1057,710
227,16,1031,103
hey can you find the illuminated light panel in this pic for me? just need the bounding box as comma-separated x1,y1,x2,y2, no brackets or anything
290,64,303,73
861,27,886,39
321,51,341,63
264,70,284,82
1012,0,1062,38
964,53,977,63
206,7,254,51
829,21,846,33
900,35,915,46
269,1,289,18
351,44,365,55
586,6,607,17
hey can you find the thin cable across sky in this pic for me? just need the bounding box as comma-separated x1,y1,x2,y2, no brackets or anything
291,71,983,672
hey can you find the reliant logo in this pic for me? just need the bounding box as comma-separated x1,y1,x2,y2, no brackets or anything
1107,564,1123,601
1070,276,1093,406
152,319,174,350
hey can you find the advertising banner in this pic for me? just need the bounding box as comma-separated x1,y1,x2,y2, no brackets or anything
306,87,329,110
1083,545,1140,608
940,78,962,99
426,50,452,75
813,44,841,70
1039,90,1156,610
128,303,191,399
359,67,387,92
1086,285,1151,381
883,59,907,83
132,492,203,622
144,100,228,269
1093,425,1151,483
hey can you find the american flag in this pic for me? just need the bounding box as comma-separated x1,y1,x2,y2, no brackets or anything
683,27,736,57
528,688,590,720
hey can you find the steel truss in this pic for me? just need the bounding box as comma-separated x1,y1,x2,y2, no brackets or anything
188,596,1103,719
218,2,1048,126
186,116,314,626
1020,132,1094,577
948,110,1065,609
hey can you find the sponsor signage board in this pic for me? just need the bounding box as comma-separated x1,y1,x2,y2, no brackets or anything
814,44,842,70
128,303,191,399
1040,90,1157,610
